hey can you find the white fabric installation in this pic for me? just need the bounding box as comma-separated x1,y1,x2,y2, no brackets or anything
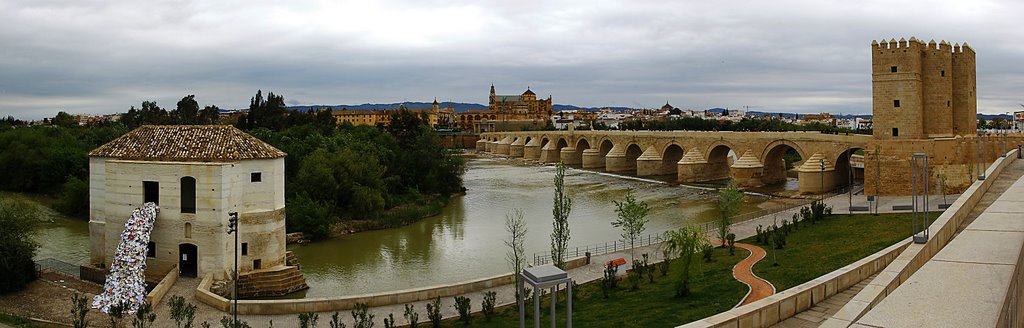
92,202,159,314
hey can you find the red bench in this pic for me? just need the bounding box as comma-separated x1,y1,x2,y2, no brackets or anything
607,258,626,267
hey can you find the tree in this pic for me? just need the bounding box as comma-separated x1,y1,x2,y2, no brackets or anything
0,198,39,294
505,208,527,298
716,183,743,247
663,225,709,297
57,175,89,218
173,95,200,124
550,163,572,269
198,105,221,125
611,190,650,262
52,111,77,128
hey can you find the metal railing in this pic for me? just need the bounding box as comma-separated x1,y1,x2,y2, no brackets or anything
532,233,665,266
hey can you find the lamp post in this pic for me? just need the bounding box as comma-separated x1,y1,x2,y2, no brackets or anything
819,159,825,200
227,211,239,326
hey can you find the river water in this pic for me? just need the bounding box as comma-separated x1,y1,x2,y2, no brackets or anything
29,157,775,298
287,157,768,297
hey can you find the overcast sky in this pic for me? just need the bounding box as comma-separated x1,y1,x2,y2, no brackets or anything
1,0,1022,119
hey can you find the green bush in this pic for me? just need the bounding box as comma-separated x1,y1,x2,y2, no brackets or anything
453,296,471,326
426,297,442,328
0,199,38,294
481,291,496,321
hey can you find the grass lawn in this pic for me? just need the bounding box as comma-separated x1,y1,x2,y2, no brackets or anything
745,212,939,291
431,247,748,328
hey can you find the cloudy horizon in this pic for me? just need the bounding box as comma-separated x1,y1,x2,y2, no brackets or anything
2,0,1022,120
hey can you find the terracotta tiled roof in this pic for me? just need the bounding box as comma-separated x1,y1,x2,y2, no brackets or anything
88,125,286,162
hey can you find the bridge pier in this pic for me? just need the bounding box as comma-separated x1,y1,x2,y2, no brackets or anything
539,143,561,163
582,149,605,168
637,146,667,176
509,137,525,157
523,138,541,161
560,147,582,165
475,139,487,151
485,140,496,152
495,137,512,155
677,148,709,182
604,145,633,173
796,153,837,194
730,150,766,188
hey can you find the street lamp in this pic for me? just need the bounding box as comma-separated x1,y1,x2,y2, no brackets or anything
227,211,239,326
819,159,825,200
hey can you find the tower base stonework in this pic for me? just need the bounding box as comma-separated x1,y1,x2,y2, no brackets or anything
861,135,1024,196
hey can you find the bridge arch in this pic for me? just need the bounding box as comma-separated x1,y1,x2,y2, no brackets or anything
598,138,614,156
760,139,806,186
661,143,685,177
834,147,865,190
624,142,644,173
705,142,738,182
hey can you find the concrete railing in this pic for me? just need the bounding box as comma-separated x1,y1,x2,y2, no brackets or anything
677,237,910,328
146,264,178,306
196,255,590,315
819,148,1019,327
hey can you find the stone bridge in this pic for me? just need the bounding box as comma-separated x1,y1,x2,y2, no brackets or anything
477,131,871,194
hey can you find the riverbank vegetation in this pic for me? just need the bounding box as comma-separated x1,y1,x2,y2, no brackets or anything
0,198,40,294
0,91,466,239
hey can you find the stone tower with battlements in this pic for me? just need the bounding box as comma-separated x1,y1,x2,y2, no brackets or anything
871,37,976,139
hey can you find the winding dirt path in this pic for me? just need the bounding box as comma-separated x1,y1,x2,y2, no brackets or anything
732,243,776,306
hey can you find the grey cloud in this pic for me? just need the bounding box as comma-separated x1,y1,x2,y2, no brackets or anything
1,0,1023,119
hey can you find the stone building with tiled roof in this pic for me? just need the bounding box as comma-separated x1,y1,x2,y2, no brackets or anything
87,125,307,297
456,85,553,132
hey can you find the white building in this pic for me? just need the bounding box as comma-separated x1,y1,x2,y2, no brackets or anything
87,125,305,295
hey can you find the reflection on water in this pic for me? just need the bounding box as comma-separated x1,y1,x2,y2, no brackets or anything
289,158,767,297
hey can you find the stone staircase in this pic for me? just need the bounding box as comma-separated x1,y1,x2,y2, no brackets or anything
237,252,308,298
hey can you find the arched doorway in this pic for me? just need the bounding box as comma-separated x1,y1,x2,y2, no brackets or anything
179,243,198,278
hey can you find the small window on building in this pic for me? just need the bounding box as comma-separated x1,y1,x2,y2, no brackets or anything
893,100,901,108
241,243,248,256
143,181,159,205
941,70,945,77
147,242,156,258
890,66,897,73
185,222,192,239
250,172,262,183
253,259,262,270
180,177,196,214
947,100,951,107
892,128,899,137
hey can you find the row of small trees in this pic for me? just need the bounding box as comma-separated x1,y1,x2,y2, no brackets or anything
69,292,501,328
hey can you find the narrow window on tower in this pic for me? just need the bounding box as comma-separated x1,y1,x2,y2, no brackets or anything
891,66,898,73
894,100,901,108
892,128,899,137
948,100,951,107
941,70,945,77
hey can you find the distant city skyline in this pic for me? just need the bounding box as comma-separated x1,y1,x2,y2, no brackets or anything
2,0,1023,119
